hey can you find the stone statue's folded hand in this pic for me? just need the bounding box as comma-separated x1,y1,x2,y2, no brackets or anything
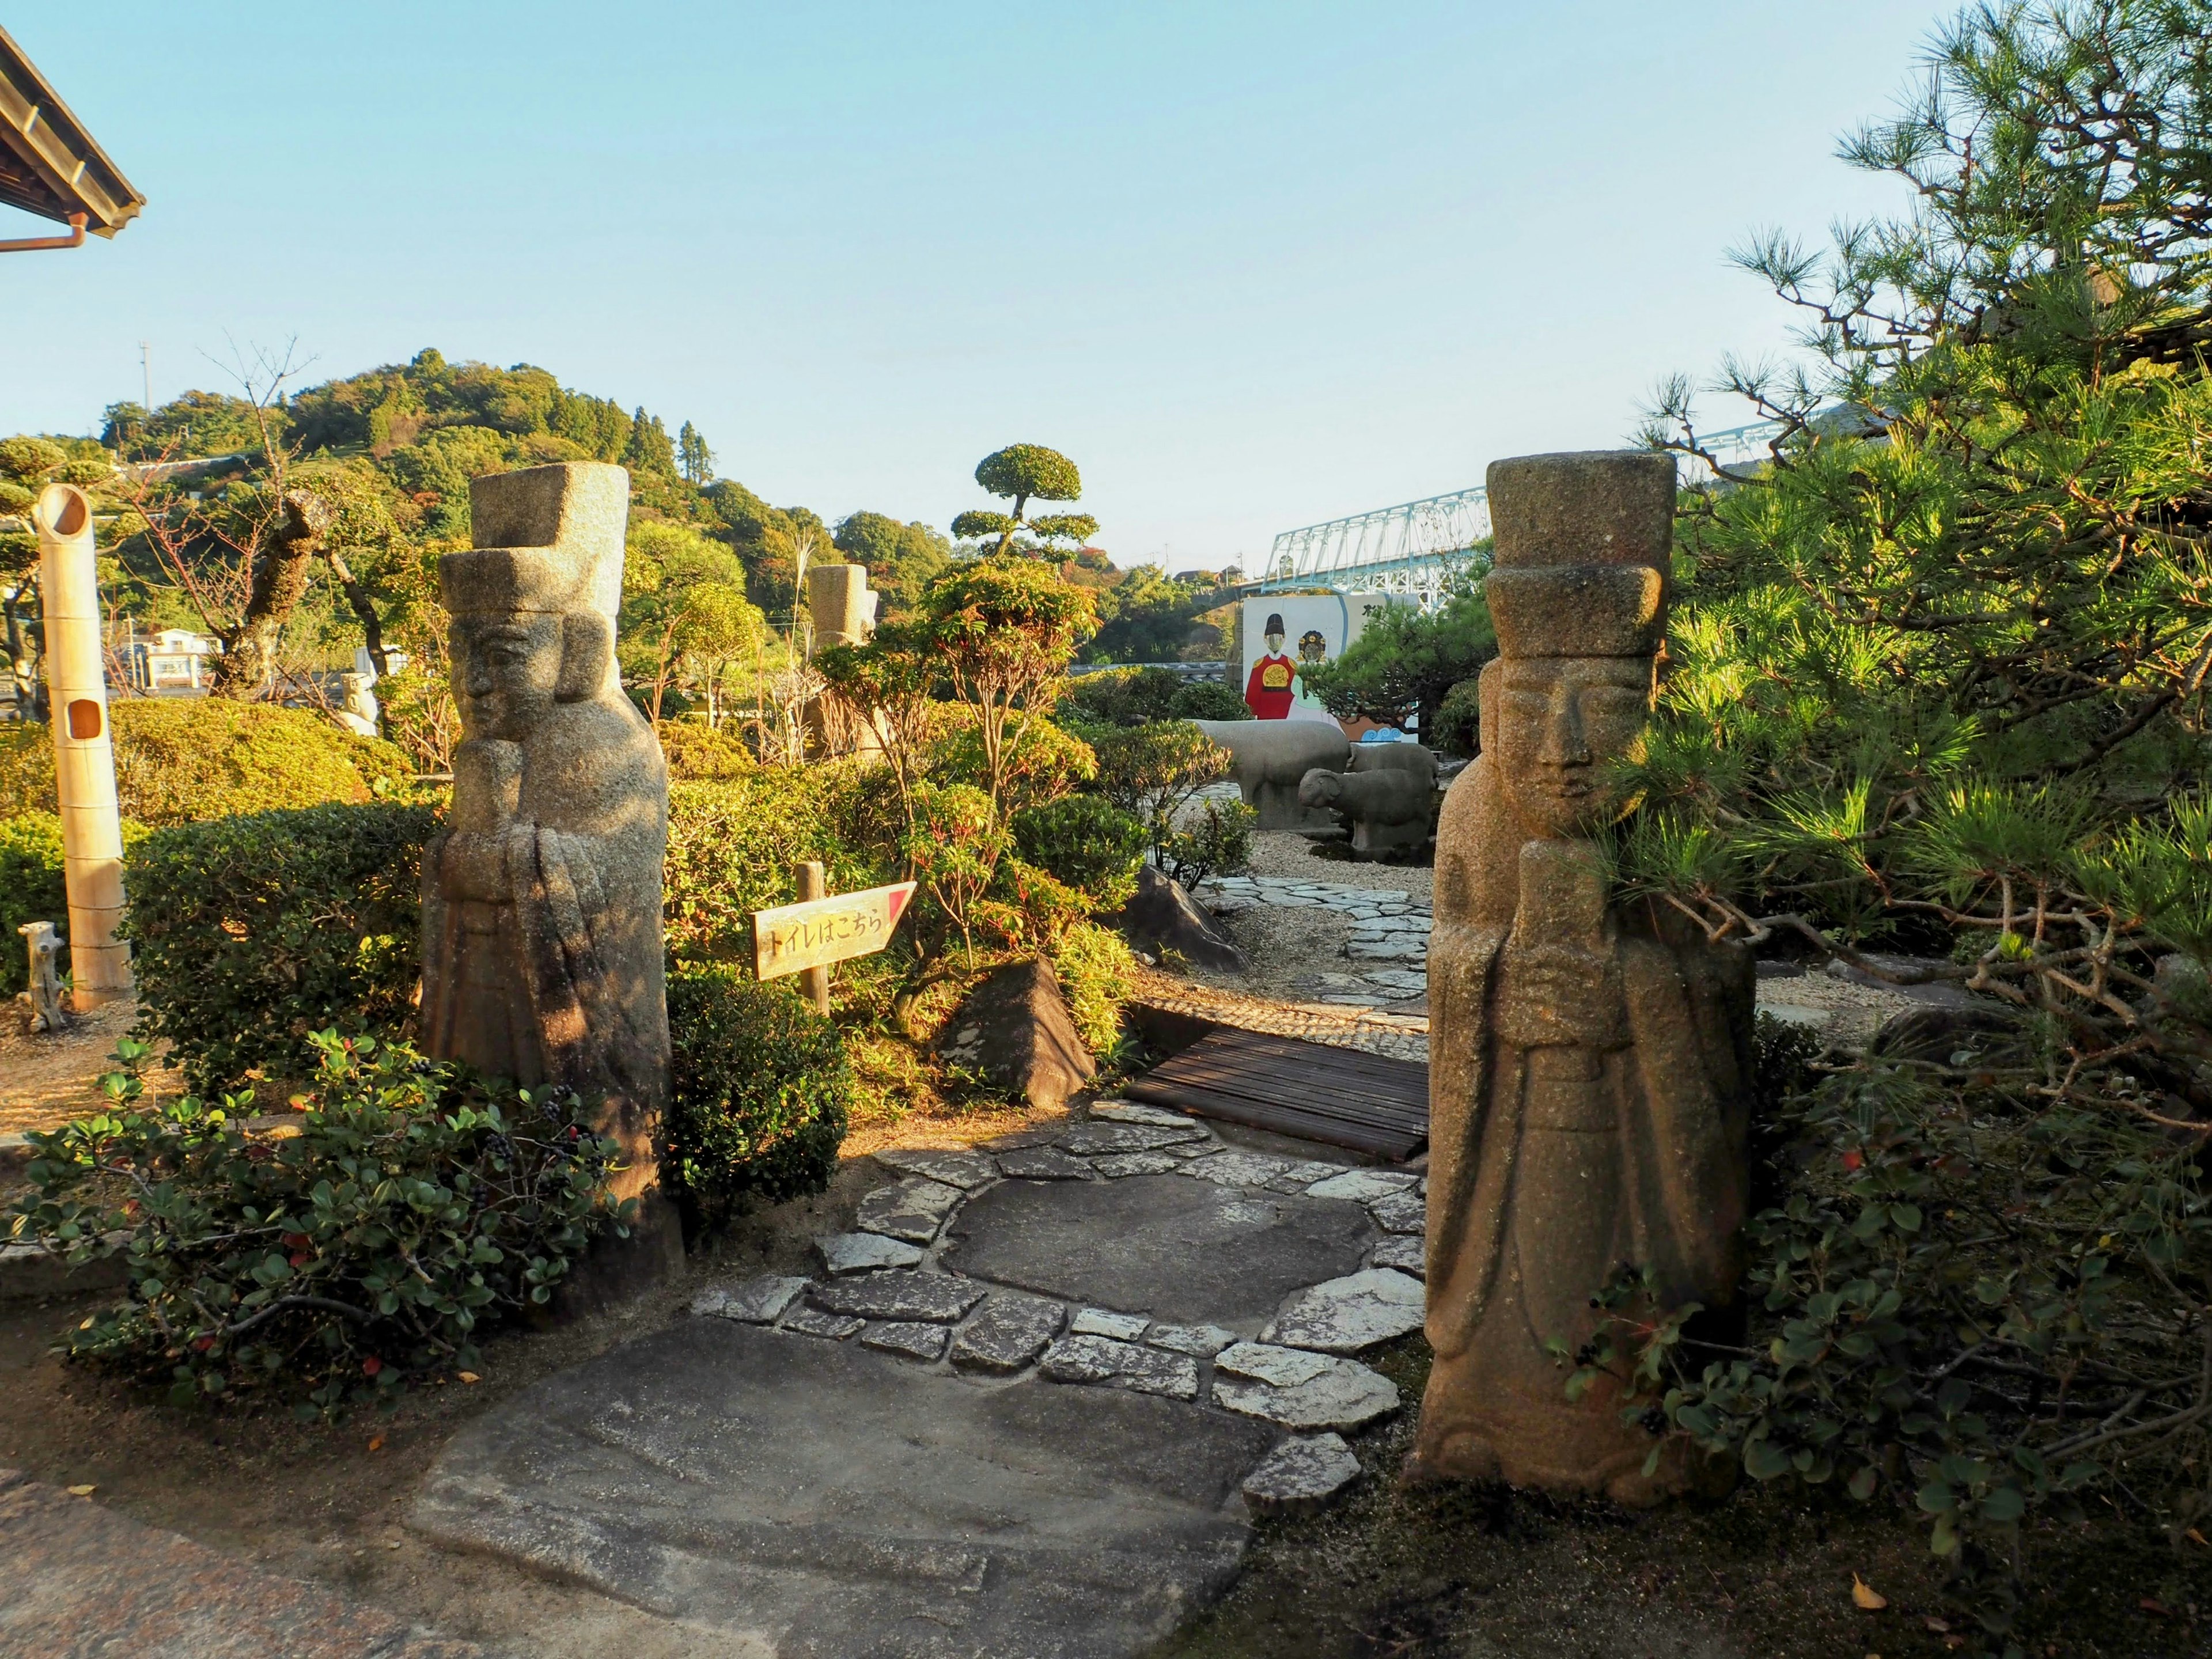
451,740,523,833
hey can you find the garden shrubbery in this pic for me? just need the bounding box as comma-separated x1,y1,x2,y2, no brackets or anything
1011,794,1146,910
126,801,438,1092
1049,919,1138,1054
664,768,884,965
1060,665,1250,728
10,1029,630,1415
0,699,413,825
665,964,851,1227
0,811,153,997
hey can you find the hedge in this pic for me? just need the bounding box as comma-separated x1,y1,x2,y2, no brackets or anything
664,768,885,965
0,811,151,997
124,802,440,1092
0,699,414,826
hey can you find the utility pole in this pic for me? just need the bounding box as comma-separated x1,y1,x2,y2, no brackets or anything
140,340,151,418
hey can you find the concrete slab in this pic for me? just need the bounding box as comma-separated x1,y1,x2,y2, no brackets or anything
412,1320,1276,1659
940,1173,1374,1327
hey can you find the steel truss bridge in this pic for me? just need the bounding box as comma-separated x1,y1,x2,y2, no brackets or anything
1254,421,1785,608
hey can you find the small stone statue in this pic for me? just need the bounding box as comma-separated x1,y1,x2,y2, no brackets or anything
1408,452,1754,1503
420,462,681,1292
1297,741,1439,856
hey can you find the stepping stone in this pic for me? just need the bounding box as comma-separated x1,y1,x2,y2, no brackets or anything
1347,940,1424,961
1212,1343,1401,1432
810,1271,987,1324
1370,1235,1424,1277
1145,1323,1235,1358
940,1173,1373,1328
1241,1433,1362,1516
783,1306,864,1340
856,1177,965,1244
997,1145,1096,1181
814,1232,924,1276
1265,1161,1349,1194
1092,1100,1200,1128
691,1274,808,1324
1058,1120,1209,1156
1180,1151,1294,1188
6,1468,482,1658
861,1321,950,1363
1263,1269,1425,1353
1092,1150,1185,1179
414,1321,1276,1658
950,1293,1066,1374
874,1147,999,1191
1303,1169,1418,1203
1367,1190,1426,1234
1040,1335,1200,1401
1071,1308,1149,1340
1361,970,1430,993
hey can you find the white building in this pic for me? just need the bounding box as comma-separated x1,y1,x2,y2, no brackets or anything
126,628,222,694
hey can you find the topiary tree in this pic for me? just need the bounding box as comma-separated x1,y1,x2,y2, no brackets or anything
1300,579,1497,737
951,443,1099,558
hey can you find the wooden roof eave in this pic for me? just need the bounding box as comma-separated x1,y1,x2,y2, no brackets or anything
0,25,143,236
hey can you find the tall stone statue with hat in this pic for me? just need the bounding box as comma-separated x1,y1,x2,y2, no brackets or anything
421,461,683,1293
1408,451,1755,1503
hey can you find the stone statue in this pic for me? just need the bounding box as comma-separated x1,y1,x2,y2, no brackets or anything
1408,451,1754,1504
1192,717,1349,831
1297,741,1439,856
420,461,681,1292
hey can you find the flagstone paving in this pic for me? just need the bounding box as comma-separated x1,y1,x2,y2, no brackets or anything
412,1102,1429,1658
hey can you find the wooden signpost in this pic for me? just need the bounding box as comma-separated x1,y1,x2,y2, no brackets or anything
752,861,917,1013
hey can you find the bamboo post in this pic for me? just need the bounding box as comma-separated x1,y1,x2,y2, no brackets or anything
796,859,831,1016
32,483,131,1009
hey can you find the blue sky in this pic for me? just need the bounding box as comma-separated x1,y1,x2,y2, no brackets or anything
3,2,1953,573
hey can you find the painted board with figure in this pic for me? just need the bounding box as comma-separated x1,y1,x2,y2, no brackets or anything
1237,594,1385,723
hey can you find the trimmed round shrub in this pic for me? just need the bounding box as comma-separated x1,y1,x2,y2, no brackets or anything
0,699,413,825
124,801,440,1092
1011,794,1145,909
666,965,851,1227
0,811,151,996
13,1028,629,1415
657,718,755,781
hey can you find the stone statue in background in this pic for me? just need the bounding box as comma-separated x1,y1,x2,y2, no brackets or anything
1408,451,1754,1504
421,461,681,1293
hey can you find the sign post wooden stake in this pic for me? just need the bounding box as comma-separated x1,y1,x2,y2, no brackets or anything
796,859,831,1016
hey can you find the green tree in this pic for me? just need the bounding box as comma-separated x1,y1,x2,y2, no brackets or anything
622,408,676,478
831,509,950,616
951,443,1098,557
619,521,755,726
677,420,714,485
1300,579,1497,736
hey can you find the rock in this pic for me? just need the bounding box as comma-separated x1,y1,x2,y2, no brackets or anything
1240,1433,1363,1516
1303,1169,1418,1203
1071,1308,1150,1340
1180,1151,1295,1188
855,1177,965,1244
1145,1323,1236,1358
412,1320,1277,1658
1366,1190,1426,1234
950,1293,1067,1374
1264,1161,1350,1194
1191,718,1350,831
1111,865,1248,974
1870,1002,2022,1062
810,1271,987,1324
942,957,1096,1112
873,1147,999,1191
941,1172,1373,1328
1092,1100,1198,1128
1092,1151,1187,1179
691,1274,808,1324
813,1233,924,1276
1370,1235,1425,1277
1263,1269,1426,1353
861,1321,950,1363
997,1145,1097,1181
1212,1343,1402,1432
782,1306,864,1340
1058,1119,1209,1156
1040,1335,1200,1401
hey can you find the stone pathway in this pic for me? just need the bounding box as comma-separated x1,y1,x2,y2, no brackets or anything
413,1101,1429,1658
1196,875,1433,1008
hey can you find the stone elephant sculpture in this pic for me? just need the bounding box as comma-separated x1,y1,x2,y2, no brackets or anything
1297,743,1439,855
1191,718,1350,831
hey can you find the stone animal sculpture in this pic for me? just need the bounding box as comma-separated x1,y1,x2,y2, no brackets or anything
1296,742,1438,857
420,461,683,1294
1408,450,1755,1505
1192,717,1349,831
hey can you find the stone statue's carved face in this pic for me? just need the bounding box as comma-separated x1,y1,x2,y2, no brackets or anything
454,613,563,742
1485,656,1652,838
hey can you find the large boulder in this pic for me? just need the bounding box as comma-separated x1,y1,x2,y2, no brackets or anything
940,957,1096,1110
1112,865,1247,973
1192,718,1349,831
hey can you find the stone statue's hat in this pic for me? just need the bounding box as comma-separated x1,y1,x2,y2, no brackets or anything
440,461,630,620
1483,450,1674,658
